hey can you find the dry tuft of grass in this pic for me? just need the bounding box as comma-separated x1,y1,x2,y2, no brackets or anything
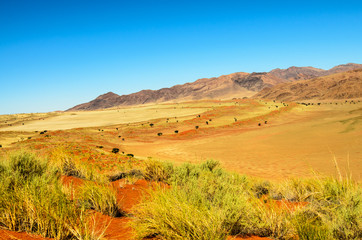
78,181,123,217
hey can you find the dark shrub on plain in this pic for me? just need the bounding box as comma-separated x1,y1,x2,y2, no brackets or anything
112,148,120,154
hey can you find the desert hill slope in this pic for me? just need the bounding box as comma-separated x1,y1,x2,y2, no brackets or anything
68,63,362,111
254,69,362,101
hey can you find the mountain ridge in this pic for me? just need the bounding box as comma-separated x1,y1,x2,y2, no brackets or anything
253,68,362,101
68,63,362,111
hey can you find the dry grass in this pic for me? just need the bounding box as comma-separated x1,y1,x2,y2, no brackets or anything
0,151,110,239
133,159,361,240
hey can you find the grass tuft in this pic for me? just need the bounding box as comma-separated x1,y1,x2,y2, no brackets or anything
0,151,109,239
78,181,123,217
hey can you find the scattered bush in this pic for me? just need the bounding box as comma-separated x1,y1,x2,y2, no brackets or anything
157,132,163,136
108,169,143,182
112,148,120,153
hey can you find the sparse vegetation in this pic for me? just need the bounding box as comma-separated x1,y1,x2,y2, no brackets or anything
0,151,107,239
49,148,107,183
1,98,361,240
133,159,361,240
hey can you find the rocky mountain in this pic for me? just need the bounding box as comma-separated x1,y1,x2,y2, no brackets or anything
254,69,362,101
68,63,362,111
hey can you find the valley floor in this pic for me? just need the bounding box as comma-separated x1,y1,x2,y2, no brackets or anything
1,98,361,180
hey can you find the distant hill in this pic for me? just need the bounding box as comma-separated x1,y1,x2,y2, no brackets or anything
68,63,362,111
254,69,362,101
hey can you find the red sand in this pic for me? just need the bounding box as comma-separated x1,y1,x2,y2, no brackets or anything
0,230,51,240
228,236,272,240
112,179,152,212
61,175,84,188
0,178,280,240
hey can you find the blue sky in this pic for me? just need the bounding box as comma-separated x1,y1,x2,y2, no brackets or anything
1,0,362,114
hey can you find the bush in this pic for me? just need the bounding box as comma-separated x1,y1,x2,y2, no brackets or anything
112,148,120,153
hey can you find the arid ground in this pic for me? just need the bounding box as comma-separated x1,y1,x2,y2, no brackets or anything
1,98,361,180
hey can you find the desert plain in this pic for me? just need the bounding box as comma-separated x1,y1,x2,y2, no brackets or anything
1,98,361,181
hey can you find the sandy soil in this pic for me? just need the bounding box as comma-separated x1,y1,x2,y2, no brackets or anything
123,103,362,180
1,100,361,180
0,230,52,240
0,105,208,132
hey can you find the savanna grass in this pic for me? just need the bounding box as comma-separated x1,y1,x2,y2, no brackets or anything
49,147,108,183
133,159,361,240
0,151,109,239
78,181,123,217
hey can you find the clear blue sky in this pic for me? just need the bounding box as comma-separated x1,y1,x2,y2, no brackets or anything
1,0,362,114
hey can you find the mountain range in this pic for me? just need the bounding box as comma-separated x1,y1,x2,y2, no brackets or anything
68,63,362,111
254,68,362,101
